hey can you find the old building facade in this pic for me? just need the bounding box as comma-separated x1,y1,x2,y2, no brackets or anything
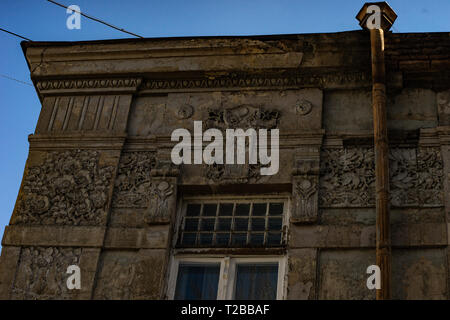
0,27,450,299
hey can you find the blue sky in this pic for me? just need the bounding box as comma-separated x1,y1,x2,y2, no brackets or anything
1,0,449,245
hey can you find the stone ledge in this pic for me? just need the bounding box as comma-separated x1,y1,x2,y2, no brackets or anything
1,225,106,247
290,223,448,248
28,52,304,77
28,133,127,150
103,226,169,249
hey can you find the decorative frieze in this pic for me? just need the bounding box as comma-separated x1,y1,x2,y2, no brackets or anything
141,71,372,93
319,147,443,208
113,152,156,208
416,147,444,206
36,78,142,95
12,150,115,226
113,153,179,224
204,163,262,184
206,105,280,130
11,246,81,300
320,147,375,208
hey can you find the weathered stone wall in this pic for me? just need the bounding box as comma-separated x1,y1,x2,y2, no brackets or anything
0,30,449,299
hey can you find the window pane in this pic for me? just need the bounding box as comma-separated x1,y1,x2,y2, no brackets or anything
217,218,231,231
269,203,283,215
251,218,266,231
234,218,249,231
235,203,250,216
200,218,215,231
234,263,278,300
249,233,265,245
215,233,230,246
252,203,267,216
186,204,201,216
199,233,213,245
181,233,196,246
268,218,282,231
203,204,217,216
231,233,247,245
267,232,282,245
174,264,220,300
219,203,234,216
184,218,199,231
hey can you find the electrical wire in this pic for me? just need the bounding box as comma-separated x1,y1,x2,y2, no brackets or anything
0,74,33,87
0,27,32,41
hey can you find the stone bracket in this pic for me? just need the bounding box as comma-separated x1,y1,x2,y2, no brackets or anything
145,157,180,225
290,155,320,224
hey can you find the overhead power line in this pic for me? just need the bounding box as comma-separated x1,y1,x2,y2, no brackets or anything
0,27,32,41
0,74,33,87
46,0,144,38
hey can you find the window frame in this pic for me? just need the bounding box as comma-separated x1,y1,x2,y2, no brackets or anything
173,195,290,249
167,255,287,300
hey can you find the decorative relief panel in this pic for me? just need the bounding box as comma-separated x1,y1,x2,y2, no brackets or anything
389,148,418,207
113,152,156,208
204,163,262,184
206,105,280,130
291,158,320,223
292,176,319,223
13,150,115,226
11,246,81,300
320,147,375,208
93,250,165,300
112,152,178,224
416,148,444,206
144,177,177,224
319,147,443,208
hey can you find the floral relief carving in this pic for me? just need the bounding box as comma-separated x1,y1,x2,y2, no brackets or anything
319,147,443,208
206,105,280,130
204,163,262,184
113,152,156,208
12,247,81,300
320,147,375,207
113,153,178,224
13,150,115,226
389,148,418,206
416,147,443,206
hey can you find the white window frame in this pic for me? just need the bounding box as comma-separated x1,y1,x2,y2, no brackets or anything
167,255,287,300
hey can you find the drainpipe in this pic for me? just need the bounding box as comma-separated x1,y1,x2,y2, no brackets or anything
356,2,397,300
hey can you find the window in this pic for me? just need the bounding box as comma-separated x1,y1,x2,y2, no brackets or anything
174,263,220,300
177,199,286,248
169,197,289,300
169,256,286,300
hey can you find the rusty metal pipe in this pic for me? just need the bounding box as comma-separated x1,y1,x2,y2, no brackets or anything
370,28,391,300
